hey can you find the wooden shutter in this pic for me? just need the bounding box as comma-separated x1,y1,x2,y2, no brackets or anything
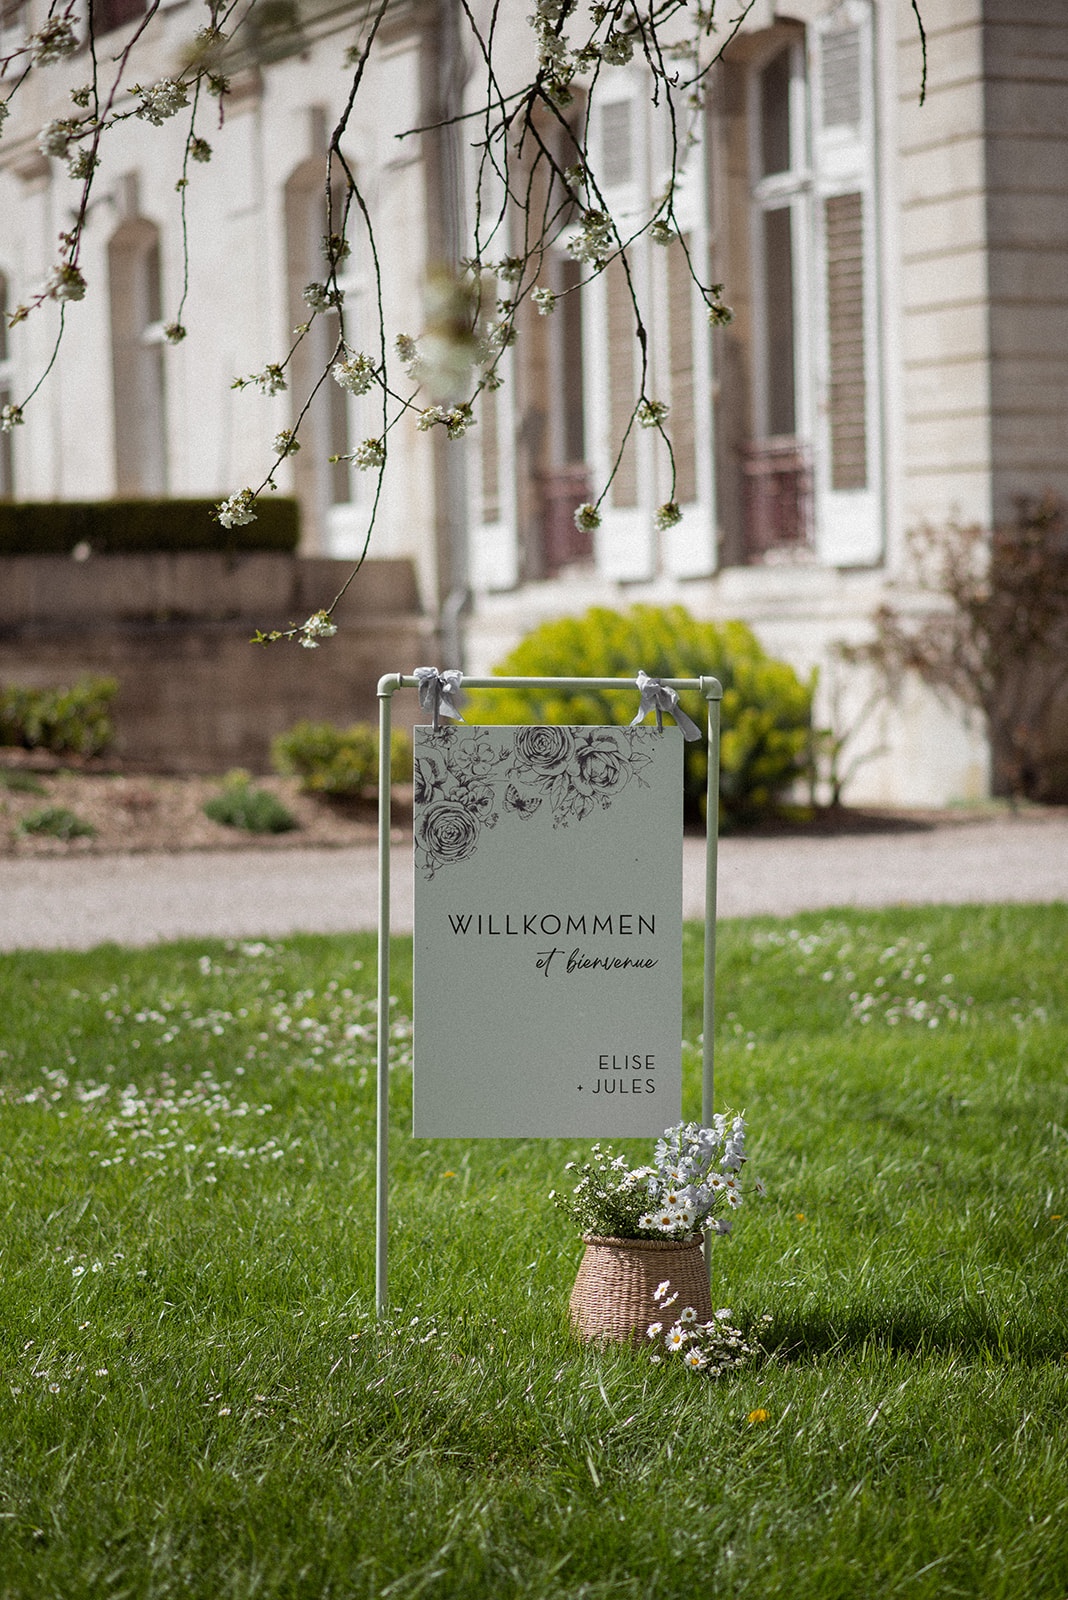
810,0,882,566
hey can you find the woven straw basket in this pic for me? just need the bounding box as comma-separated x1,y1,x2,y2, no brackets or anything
569,1234,713,1345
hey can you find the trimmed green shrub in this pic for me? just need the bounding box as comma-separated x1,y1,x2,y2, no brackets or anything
272,721,413,799
0,769,47,794
0,676,118,757
203,771,298,834
463,604,813,827
17,805,96,840
0,498,299,556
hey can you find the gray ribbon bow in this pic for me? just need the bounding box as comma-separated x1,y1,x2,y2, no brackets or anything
414,667,465,730
630,671,703,741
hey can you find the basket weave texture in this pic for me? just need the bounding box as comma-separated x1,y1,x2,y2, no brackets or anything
569,1234,713,1345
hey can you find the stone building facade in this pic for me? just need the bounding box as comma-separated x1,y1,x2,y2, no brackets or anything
1,0,1065,801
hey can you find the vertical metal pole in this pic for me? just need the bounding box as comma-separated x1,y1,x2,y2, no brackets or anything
375,677,396,1318
701,680,721,1130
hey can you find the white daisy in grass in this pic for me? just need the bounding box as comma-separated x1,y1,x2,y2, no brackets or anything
664,1325,689,1352
678,1305,699,1326
683,1348,707,1371
646,1322,663,1339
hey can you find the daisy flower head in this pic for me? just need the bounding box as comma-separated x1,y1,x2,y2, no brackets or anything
683,1348,707,1371
664,1325,689,1352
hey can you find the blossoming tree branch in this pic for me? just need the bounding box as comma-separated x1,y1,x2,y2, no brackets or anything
0,0,925,647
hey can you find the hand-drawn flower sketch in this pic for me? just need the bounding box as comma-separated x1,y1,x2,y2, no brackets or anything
414,726,657,879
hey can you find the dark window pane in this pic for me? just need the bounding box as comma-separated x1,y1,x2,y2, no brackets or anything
760,48,792,177
763,206,795,437
93,0,148,34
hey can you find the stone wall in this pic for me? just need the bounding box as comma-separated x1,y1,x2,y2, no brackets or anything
0,552,432,772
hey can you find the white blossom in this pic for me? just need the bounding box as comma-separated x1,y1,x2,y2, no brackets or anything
573,502,601,534
302,281,342,312
532,287,557,316
332,353,375,395
566,210,614,269
601,31,634,66
45,263,87,302
654,500,682,532
30,18,79,64
0,404,24,433
216,489,257,528
352,437,385,470
38,119,80,160
273,429,300,457
637,399,669,429
134,80,190,125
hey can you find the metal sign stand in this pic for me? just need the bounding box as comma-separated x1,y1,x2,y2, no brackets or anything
375,673,723,1317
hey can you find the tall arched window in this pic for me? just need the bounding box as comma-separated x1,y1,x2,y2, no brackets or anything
108,217,168,495
284,155,352,554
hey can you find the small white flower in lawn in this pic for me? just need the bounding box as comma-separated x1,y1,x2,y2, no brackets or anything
95,1369,108,1376
679,1305,698,1325
665,1326,688,1351
647,1322,663,1338
72,1265,85,1277
683,1348,707,1371
716,1309,733,1321
48,1383,60,1393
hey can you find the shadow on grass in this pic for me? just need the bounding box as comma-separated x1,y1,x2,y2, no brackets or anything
764,1300,1068,1367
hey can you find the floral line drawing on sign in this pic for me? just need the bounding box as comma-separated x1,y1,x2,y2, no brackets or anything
413,726,656,881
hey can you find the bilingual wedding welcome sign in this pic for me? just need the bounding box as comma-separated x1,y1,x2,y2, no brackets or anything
413,724,683,1138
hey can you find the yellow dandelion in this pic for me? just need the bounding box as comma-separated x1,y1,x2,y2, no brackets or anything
747,1408,769,1424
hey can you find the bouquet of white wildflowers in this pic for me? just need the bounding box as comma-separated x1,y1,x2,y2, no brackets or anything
552,1117,764,1241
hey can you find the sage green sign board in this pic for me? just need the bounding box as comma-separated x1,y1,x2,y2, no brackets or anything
412,725,683,1137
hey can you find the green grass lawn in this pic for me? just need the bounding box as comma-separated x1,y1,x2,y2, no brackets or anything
1,903,1066,1599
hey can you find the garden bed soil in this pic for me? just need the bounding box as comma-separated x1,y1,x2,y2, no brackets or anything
0,755,410,856
0,751,1047,857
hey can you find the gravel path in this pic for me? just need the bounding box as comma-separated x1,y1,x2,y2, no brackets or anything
0,811,1065,951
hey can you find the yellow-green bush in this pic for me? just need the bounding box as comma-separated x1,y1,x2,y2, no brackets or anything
272,721,413,798
463,605,812,826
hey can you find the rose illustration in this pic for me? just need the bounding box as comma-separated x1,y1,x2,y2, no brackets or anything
572,728,632,801
415,801,481,875
512,726,575,782
413,752,449,807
